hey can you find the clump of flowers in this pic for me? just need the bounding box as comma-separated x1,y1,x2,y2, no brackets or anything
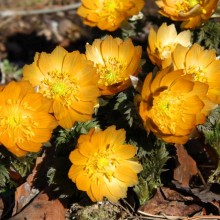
0,81,57,157
68,125,142,202
156,0,219,29
85,35,142,95
139,68,215,144
22,46,100,129
147,23,191,69
77,0,145,31
172,43,220,104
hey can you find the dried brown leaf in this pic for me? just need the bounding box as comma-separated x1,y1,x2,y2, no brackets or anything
10,192,66,220
139,187,201,217
174,144,198,187
12,155,44,215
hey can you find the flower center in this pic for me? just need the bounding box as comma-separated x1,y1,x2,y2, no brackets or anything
7,114,20,128
151,90,182,133
186,66,207,83
51,82,68,96
40,70,79,106
0,100,38,143
85,151,118,181
97,57,127,86
100,0,122,23
175,0,200,12
104,0,118,11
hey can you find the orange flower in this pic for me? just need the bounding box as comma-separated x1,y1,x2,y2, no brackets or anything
22,46,100,129
156,0,219,29
85,35,142,95
139,68,215,144
147,23,191,69
172,43,220,104
0,81,57,157
68,125,142,202
77,0,145,31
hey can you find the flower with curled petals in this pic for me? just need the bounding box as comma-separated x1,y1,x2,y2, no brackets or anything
172,43,220,104
156,0,219,29
147,23,191,69
22,46,100,129
0,81,57,157
85,35,142,95
139,68,215,144
77,0,145,31
68,125,142,202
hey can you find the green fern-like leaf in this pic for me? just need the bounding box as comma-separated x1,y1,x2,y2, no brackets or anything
1,59,22,82
198,106,220,183
54,120,100,155
0,164,9,189
134,141,170,204
114,90,141,127
47,157,78,198
10,152,38,178
195,21,220,54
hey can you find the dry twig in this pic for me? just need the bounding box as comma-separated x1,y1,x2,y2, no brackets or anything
138,210,220,220
0,2,81,18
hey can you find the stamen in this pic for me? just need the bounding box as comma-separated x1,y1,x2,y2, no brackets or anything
152,90,182,133
40,70,79,107
97,57,126,86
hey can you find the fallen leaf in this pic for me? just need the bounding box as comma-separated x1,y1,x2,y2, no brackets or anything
0,191,14,219
191,187,220,203
139,187,201,217
12,155,44,216
160,187,193,202
0,198,4,218
174,144,198,187
10,191,67,220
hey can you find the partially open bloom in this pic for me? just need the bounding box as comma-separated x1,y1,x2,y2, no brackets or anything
85,35,142,95
172,43,220,104
0,81,57,157
68,125,142,202
139,68,215,144
147,23,191,69
156,0,219,29
22,46,100,129
77,0,145,31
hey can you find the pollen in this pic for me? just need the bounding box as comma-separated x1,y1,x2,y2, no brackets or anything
97,57,127,86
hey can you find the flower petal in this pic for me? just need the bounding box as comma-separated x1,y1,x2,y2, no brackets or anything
69,150,88,165
114,145,137,159
114,166,138,186
75,171,91,191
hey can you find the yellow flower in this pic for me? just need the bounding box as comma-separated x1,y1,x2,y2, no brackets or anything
85,35,142,95
68,125,142,202
147,23,191,69
172,43,220,104
77,0,145,31
139,68,215,144
0,81,57,157
22,46,100,129
156,0,219,29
